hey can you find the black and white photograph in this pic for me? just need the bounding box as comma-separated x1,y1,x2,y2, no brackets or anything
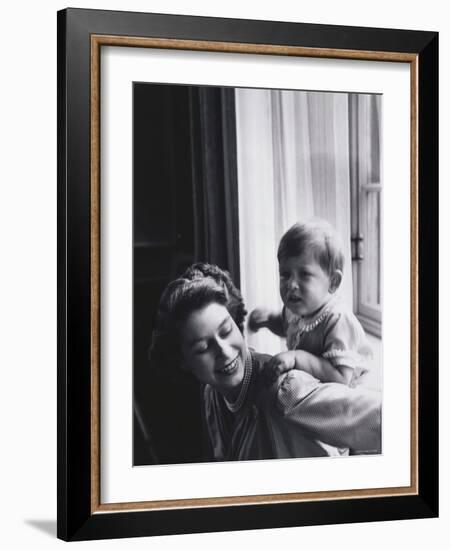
133,83,383,466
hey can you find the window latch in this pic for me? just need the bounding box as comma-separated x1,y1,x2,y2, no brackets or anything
351,233,364,261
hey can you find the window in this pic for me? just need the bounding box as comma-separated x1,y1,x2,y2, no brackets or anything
349,94,382,337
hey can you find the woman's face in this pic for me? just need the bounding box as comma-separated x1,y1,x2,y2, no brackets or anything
180,302,246,400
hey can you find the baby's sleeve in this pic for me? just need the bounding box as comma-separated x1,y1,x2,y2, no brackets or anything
322,310,372,377
274,370,382,454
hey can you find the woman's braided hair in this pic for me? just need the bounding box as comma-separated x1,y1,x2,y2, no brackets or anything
181,263,247,333
149,263,247,369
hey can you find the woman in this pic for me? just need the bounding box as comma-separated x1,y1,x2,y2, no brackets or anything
151,263,381,461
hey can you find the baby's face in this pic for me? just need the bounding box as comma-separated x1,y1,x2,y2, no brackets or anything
279,253,332,317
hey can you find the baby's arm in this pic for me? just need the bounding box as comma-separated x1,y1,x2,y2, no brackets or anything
248,307,285,337
265,350,354,384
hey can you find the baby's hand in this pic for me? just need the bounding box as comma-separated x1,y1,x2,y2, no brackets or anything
262,351,297,385
248,307,272,332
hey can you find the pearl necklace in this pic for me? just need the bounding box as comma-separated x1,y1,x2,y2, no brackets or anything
224,351,252,413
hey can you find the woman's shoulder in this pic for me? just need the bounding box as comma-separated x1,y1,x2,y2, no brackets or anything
249,349,272,364
248,349,274,378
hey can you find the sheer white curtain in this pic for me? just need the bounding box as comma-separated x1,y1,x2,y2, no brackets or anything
236,89,353,354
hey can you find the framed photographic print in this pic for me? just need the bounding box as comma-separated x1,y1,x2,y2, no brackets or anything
57,8,438,541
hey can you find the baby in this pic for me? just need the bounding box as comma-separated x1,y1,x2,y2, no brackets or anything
249,219,372,386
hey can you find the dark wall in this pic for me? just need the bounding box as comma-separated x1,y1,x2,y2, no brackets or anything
133,83,239,465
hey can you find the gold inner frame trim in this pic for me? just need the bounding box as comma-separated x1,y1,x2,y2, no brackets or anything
90,34,419,514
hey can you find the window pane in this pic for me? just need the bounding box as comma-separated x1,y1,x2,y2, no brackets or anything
362,189,381,308
369,95,381,183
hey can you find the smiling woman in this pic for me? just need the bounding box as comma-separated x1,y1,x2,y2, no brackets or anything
180,302,246,402
149,263,381,462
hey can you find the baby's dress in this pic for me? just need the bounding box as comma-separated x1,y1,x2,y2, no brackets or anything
283,295,372,386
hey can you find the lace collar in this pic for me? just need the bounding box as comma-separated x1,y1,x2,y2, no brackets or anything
224,350,253,413
290,294,340,333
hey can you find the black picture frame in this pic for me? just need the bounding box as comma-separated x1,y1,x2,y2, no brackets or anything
57,7,438,541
